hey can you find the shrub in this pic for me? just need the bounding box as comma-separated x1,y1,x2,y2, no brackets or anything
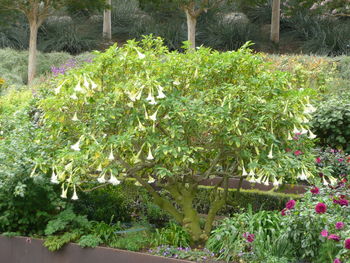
315,148,350,179
311,93,350,152
38,36,317,245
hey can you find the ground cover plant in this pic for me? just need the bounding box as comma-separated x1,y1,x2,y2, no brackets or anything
35,36,320,246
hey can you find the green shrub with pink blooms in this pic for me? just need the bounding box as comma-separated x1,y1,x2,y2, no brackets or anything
279,184,350,263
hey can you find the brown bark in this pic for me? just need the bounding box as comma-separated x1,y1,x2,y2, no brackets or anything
103,0,112,40
271,0,281,44
185,9,197,49
28,21,39,85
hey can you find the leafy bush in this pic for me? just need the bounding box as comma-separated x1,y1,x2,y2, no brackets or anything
151,221,191,248
279,185,350,262
0,89,63,235
315,148,350,179
311,93,350,152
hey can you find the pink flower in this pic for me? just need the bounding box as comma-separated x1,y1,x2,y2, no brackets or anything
336,222,345,230
286,200,296,210
281,208,287,216
328,234,341,241
338,158,344,162
345,239,350,249
310,187,320,194
316,157,322,163
321,229,329,237
338,199,349,206
243,232,255,243
334,258,341,263
315,203,327,214
294,150,302,156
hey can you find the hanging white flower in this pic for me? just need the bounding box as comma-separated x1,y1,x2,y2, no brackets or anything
91,80,98,90
108,149,115,161
304,104,316,114
273,177,280,186
144,107,149,120
72,112,79,121
293,125,300,134
173,80,180,86
329,176,337,186
149,109,158,121
50,171,59,184
263,177,270,186
109,174,121,185
156,86,166,99
148,177,155,183
97,164,103,172
70,93,78,100
136,50,146,59
54,85,62,95
74,82,84,93
300,126,308,134
255,174,263,184
297,170,307,181
97,175,106,184
288,133,293,140
138,119,145,131
308,129,317,139
61,184,68,199
71,185,79,200
322,176,329,186
147,147,154,160
268,145,274,159
242,166,248,176
83,76,90,88
71,140,81,151
134,181,142,186
302,116,309,123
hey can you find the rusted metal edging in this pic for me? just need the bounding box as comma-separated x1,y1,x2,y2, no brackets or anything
0,236,193,263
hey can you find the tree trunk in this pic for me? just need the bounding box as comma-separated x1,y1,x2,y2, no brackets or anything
270,0,281,44
103,0,112,40
28,21,39,85
185,10,197,49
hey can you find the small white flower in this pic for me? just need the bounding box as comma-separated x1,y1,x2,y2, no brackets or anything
134,180,142,186
149,109,158,121
70,93,78,100
242,166,248,177
322,176,329,186
108,149,115,161
83,76,90,88
308,129,317,139
61,185,68,199
288,133,293,140
97,175,106,183
293,125,300,134
71,185,79,200
91,80,98,89
74,82,85,93
71,140,81,151
54,85,62,95
300,126,308,134
156,86,166,99
268,145,274,159
109,174,121,185
72,112,79,121
146,147,154,160
149,97,157,105
50,171,59,184
273,177,280,186
329,176,337,186
263,177,270,186
173,80,180,86
136,50,146,59
148,177,155,183
298,170,307,181
144,106,149,120
302,116,309,123
255,175,263,184
97,164,103,172
304,104,316,114
138,119,145,131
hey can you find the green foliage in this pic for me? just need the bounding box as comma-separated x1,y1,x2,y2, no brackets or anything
312,93,350,152
151,221,191,248
149,245,217,261
0,89,63,235
44,230,82,251
109,231,151,251
77,234,102,248
38,36,317,243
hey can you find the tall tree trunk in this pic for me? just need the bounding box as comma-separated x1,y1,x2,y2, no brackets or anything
103,0,112,40
270,0,281,44
28,21,39,85
185,10,197,49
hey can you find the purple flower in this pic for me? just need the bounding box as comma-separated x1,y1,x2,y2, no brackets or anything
334,258,341,263
285,200,296,210
321,230,329,237
315,203,327,214
310,187,320,194
336,222,345,230
328,234,341,241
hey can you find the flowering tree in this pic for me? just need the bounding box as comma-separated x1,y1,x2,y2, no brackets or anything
37,37,318,245
0,0,105,85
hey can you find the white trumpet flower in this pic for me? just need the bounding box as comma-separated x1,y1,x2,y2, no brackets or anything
91,80,97,90
83,76,90,88
54,85,62,94
61,185,68,199
109,174,121,185
71,140,81,151
97,164,103,172
136,50,146,59
97,175,106,184
288,133,293,140
304,104,316,114
134,181,142,186
108,149,115,161
308,129,317,139
300,126,308,134
156,86,166,99
71,185,79,200
70,93,78,100
173,80,180,86
74,82,84,93
329,176,337,186
298,170,307,181
242,166,248,177
148,177,155,183
263,177,270,186
249,170,255,177
268,145,274,159
273,177,280,186
149,109,158,121
293,125,300,134
147,147,154,160
72,112,79,121
50,171,59,184
302,116,309,123
322,176,329,186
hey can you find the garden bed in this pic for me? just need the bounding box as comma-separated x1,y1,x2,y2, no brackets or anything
0,236,194,263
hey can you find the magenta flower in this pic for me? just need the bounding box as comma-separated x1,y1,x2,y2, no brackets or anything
281,208,287,216
321,230,329,237
243,232,255,243
286,200,296,210
328,234,341,241
294,150,302,156
336,222,345,230
345,239,350,249
315,203,327,214
338,158,344,162
334,258,341,263
336,199,349,206
310,187,320,194
316,157,322,163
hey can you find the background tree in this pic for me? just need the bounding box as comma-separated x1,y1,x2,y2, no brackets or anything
37,37,318,245
0,0,105,85
103,0,112,40
270,0,280,44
